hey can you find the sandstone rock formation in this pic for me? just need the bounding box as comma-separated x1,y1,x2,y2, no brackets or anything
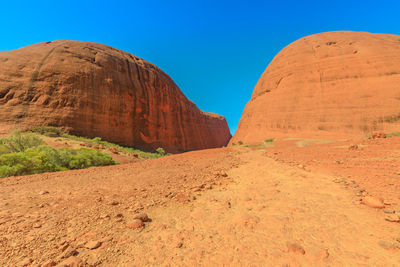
233,31,400,144
0,40,231,152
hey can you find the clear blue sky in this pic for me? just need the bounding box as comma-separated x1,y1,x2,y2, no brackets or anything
1,0,399,133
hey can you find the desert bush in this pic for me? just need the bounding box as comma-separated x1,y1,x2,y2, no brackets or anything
31,126,63,137
156,147,166,156
0,131,44,153
61,133,167,159
264,138,275,143
92,137,102,143
0,149,66,178
59,148,115,169
238,141,243,145
0,145,116,178
386,132,400,138
44,132,59,137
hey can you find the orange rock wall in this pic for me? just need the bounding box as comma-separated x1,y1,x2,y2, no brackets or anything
233,31,400,144
0,41,231,152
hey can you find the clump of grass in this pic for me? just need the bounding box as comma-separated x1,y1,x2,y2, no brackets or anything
238,141,243,145
61,134,166,159
386,132,400,138
30,126,64,137
27,126,168,159
238,138,275,148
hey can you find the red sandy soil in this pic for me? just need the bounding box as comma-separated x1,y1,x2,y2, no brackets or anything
1,136,400,266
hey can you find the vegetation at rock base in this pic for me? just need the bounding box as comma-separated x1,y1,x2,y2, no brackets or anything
0,131,116,178
386,132,400,138
29,126,169,159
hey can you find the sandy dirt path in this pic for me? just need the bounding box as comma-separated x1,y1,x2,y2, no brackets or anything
127,148,400,266
1,145,400,266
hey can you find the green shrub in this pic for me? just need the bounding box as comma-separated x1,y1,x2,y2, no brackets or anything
31,126,63,137
156,147,166,156
238,141,243,145
0,131,44,153
92,137,102,143
0,145,116,178
0,149,66,177
59,148,115,169
387,132,400,138
44,132,59,137
0,144,10,155
264,138,275,143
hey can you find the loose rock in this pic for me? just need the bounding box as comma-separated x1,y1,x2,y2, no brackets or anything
378,240,400,250
362,196,385,209
383,209,395,214
287,243,305,254
19,258,33,266
385,214,400,223
56,256,84,267
133,213,149,222
126,219,144,229
85,240,101,250
41,260,56,267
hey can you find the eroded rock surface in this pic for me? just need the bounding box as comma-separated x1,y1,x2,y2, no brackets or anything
0,41,231,152
233,31,400,144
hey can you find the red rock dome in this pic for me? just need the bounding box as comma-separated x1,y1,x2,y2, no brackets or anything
0,40,231,152
232,31,400,144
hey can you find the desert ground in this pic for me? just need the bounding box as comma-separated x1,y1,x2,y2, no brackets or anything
1,134,400,266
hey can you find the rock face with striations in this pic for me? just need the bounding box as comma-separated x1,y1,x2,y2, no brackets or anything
0,41,231,152
232,31,400,144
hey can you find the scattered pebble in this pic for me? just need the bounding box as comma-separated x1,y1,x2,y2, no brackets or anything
378,240,400,250
41,260,56,267
287,243,305,254
60,244,69,252
99,214,110,220
133,213,149,222
108,200,119,206
100,236,113,243
362,196,385,209
383,209,395,214
126,219,144,229
56,256,83,267
348,144,358,150
85,240,102,250
385,214,400,223
18,257,33,266
60,247,79,259
39,190,49,195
